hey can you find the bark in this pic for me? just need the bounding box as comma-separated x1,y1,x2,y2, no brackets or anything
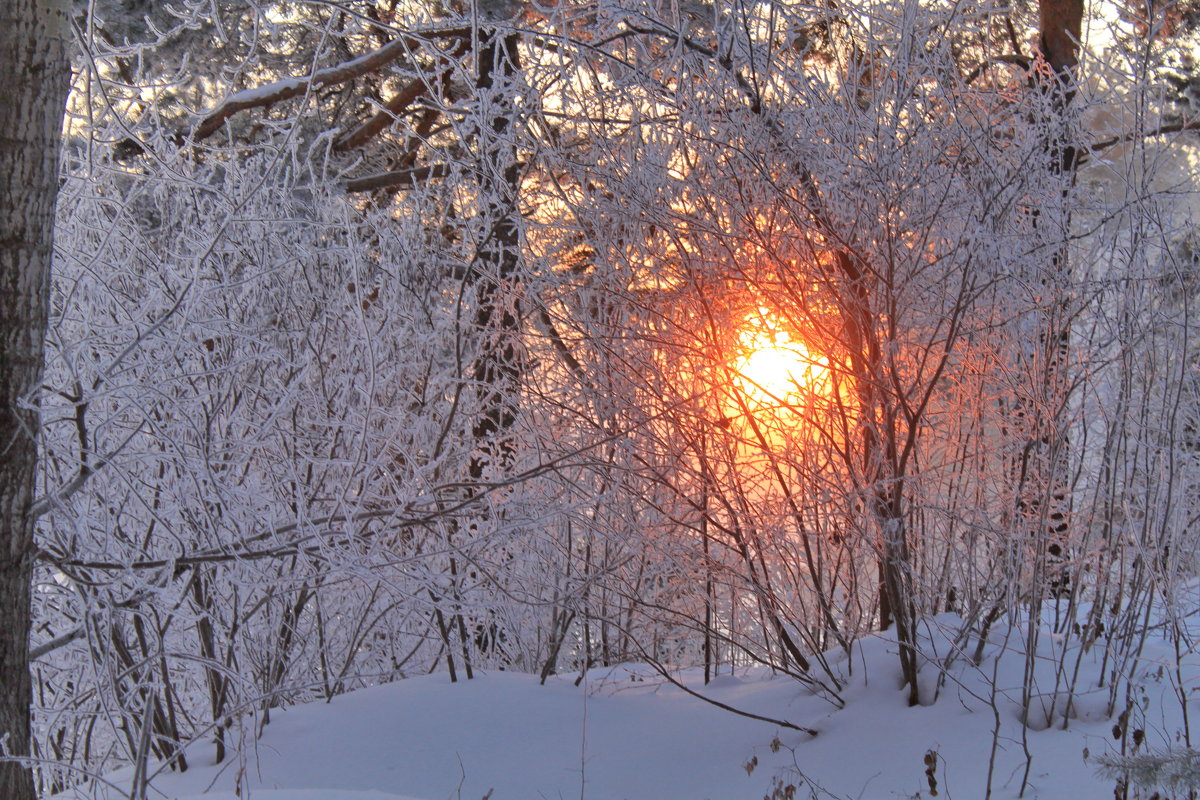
1039,0,1085,79
468,29,524,482
1039,0,1085,171
0,2,72,797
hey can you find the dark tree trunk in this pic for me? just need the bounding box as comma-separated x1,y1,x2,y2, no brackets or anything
0,2,72,797
444,27,524,672
468,29,524,482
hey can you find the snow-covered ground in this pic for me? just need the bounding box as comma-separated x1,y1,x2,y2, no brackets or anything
59,612,1199,800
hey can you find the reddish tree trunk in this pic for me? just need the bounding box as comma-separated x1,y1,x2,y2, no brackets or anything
1039,0,1085,79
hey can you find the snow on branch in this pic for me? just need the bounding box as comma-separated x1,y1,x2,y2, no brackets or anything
191,25,469,142
1095,749,1200,794
35,435,615,574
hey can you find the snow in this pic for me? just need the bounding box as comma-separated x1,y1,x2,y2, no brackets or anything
55,611,1195,800
219,78,306,106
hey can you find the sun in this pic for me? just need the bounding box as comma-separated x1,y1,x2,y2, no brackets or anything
731,315,827,406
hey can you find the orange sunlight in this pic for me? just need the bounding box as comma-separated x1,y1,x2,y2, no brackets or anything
730,313,828,408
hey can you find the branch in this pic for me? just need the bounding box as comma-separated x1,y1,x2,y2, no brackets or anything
962,54,1031,85
31,422,146,519
35,394,706,575
39,439,606,573
30,590,150,659
1082,118,1200,163
29,626,85,661
39,504,457,573
334,76,431,151
1095,749,1200,794
623,23,761,109
191,26,469,142
333,40,468,152
616,637,821,736
344,163,451,192
535,307,584,376
651,663,819,736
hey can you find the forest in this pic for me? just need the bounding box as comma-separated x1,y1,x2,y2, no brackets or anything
2,0,1200,797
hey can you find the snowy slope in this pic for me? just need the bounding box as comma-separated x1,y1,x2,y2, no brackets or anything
58,613,1198,800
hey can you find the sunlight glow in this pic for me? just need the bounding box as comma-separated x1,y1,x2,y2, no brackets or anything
731,314,828,407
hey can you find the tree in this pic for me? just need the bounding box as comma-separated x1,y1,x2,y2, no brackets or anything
0,2,72,798
531,0,1197,711
541,0,1071,705
1014,0,1083,596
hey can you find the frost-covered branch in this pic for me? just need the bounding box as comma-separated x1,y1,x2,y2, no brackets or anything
191,26,468,141
1095,749,1200,794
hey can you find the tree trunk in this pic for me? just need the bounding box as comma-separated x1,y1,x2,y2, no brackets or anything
0,2,71,797
1017,0,1083,597
1039,0,1084,81
836,249,921,704
468,28,523,482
